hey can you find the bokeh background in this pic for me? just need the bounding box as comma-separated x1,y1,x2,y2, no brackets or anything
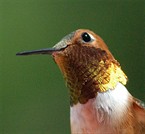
0,0,144,134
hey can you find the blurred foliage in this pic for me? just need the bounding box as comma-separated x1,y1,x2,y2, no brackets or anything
0,0,144,134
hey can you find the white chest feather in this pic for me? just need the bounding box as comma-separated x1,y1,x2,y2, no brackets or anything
70,83,131,133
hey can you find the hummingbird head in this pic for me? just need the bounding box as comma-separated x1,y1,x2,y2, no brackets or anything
17,29,127,106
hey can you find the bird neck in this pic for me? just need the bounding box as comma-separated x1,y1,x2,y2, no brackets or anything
54,46,127,106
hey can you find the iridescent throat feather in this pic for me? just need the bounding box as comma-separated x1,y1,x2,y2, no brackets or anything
54,45,127,106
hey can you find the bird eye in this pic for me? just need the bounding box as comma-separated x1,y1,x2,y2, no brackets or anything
81,32,91,42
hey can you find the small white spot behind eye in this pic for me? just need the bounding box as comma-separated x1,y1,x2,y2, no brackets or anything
89,33,95,41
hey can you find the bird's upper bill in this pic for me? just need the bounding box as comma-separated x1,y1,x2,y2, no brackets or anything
16,30,74,56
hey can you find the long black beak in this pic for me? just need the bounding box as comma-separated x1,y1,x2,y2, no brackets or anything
16,48,62,56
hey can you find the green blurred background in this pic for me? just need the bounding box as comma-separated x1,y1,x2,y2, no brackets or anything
0,0,144,134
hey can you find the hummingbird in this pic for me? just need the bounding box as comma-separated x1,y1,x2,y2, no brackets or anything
16,29,145,134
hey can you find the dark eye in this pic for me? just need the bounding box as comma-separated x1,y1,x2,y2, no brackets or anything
81,32,91,42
